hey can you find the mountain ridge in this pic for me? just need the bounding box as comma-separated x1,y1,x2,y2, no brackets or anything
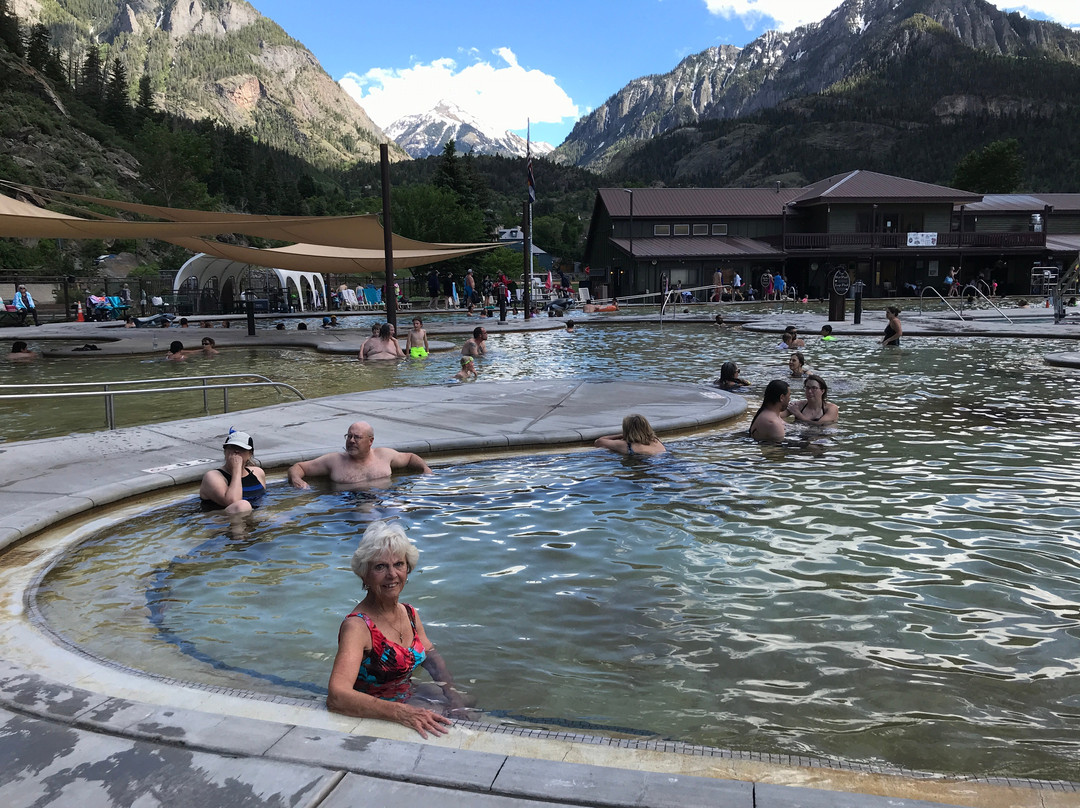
554,0,1080,172
386,100,554,159
12,0,405,168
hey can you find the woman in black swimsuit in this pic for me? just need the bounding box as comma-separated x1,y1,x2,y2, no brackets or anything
787,374,839,425
199,430,267,514
595,414,666,456
714,361,750,391
882,306,902,347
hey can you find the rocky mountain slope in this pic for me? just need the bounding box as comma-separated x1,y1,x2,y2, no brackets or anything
386,100,554,159
554,0,1080,172
12,0,404,167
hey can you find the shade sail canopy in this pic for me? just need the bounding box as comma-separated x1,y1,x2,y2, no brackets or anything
165,236,498,274
0,189,491,255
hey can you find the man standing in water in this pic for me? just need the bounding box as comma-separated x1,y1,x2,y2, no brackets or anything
462,326,487,359
288,421,431,487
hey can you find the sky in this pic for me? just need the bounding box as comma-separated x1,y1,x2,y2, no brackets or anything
248,0,1079,148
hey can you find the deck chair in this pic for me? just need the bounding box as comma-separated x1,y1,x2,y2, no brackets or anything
105,296,129,319
578,286,592,303
342,288,360,310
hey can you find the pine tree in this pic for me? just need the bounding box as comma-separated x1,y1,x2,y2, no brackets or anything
79,46,104,107
104,57,130,127
0,0,23,58
136,73,155,117
26,23,51,73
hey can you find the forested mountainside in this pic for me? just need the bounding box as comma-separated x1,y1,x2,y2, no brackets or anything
555,0,1080,174
608,27,1080,191
8,0,402,168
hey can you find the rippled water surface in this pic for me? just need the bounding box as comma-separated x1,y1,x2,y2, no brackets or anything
32,327,1080,779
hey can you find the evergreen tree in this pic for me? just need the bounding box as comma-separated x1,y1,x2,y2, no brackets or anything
79,45,104,107
434,139,477,209
136,73,155,117
104,57,130,127
44,47,67,85
0,0,23,58
25,23,51,73
952,139,1024,193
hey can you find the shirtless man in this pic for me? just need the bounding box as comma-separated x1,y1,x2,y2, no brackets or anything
462,326,487,358
358,322,380,360
361,323,404,360
287,421,431,488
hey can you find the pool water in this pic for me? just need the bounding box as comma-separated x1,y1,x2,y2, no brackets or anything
33,332,1080,780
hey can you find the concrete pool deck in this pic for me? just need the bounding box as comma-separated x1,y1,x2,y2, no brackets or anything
1,317,1078,807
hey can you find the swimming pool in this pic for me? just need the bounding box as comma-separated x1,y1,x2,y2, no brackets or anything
32,333,1080,780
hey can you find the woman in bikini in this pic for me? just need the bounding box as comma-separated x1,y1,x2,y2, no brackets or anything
327,521,466,737
595,414,666,456
786,374,839,426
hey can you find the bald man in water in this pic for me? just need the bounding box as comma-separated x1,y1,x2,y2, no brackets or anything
287,421,431,487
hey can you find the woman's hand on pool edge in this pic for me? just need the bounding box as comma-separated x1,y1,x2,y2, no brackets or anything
395,702,452,738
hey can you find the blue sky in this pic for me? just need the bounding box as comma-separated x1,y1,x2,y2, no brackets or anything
247,0,1078,148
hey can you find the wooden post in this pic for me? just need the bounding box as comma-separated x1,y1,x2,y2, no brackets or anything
381,143,397,330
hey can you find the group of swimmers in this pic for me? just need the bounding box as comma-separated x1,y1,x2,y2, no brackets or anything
165,337,219,361
712,324,843,443
358,317,432,361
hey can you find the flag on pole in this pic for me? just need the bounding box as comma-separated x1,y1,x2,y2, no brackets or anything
527,120,536,203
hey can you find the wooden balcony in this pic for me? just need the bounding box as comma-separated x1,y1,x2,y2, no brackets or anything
782,232,1046,250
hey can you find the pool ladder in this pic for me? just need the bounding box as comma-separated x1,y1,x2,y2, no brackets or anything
0,374,305,431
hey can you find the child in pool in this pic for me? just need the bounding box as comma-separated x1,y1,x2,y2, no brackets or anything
455,356,477,381
407,317,429,358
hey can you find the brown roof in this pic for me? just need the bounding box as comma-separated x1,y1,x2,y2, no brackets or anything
600,187,803,218
966,194,1080,213
610,236,784,260
788,170,982,206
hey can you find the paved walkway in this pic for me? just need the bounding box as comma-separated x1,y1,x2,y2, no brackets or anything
1,316,1077,807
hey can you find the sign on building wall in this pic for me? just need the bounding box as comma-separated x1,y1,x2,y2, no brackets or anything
907,232,939,247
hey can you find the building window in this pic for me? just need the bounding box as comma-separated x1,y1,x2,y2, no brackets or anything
693,224,708,235
653,225,670,236
712,224,728,235
674,224,690,235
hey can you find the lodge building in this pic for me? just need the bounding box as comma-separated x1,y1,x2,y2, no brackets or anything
583,170,1080,299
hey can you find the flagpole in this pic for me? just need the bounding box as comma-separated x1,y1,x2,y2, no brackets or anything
525,119,535,320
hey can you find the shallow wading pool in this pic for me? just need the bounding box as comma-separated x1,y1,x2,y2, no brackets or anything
30,332,1080,780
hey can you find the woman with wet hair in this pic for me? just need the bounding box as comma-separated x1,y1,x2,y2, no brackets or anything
882,306,902,347
714,361,750,391
595,414,666,456
787,374,839,425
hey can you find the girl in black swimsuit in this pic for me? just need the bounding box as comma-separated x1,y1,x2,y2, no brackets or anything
787,374,839,425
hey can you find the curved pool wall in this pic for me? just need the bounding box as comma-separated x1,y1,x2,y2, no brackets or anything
1,371,1078,805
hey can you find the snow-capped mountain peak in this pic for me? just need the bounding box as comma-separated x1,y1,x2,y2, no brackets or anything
386,100,554,159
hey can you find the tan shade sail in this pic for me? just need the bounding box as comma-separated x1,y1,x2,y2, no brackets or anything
165,235,499,273
0,190,489,252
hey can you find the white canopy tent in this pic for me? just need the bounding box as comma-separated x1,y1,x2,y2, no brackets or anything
173,255,327,313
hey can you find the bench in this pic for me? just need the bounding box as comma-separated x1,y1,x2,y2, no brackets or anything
0,305,27,327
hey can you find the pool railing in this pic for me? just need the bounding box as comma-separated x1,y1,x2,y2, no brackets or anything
0,374,305,430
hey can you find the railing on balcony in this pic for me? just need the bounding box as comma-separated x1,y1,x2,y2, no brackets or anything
783,232,1046,250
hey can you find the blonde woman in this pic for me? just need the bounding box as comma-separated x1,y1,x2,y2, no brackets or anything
595,414,666,456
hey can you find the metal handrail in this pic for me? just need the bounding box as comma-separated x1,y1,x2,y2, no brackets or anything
0,374,305,430
919,285,967,319
959,284,1014,324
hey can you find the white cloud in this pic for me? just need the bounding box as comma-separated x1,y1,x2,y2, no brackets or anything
339,48,580,132
702,0,1079,32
